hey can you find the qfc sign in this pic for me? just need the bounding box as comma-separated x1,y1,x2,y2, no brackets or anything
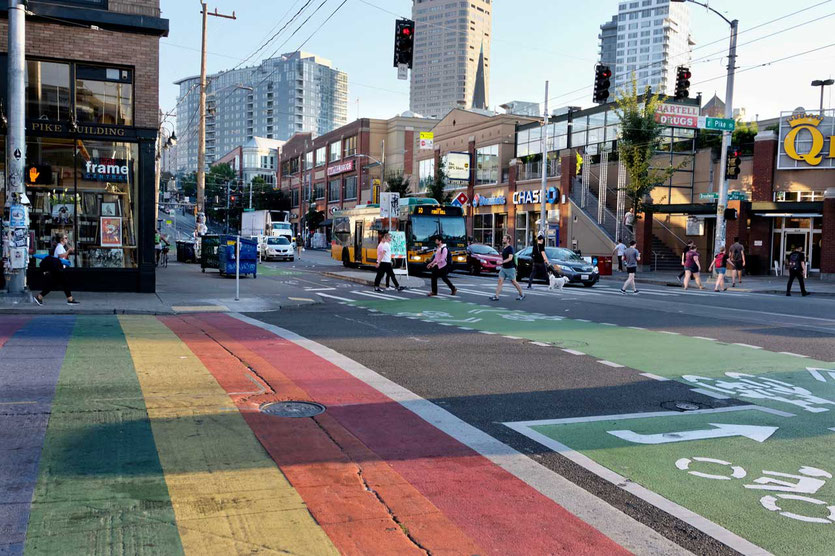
512,187,559,205
778,110,835,170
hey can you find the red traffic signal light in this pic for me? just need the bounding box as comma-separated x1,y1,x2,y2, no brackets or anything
394,18,415,69
674,66,691,100
593,64,612,104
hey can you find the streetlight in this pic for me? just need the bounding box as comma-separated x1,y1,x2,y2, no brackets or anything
811,79,834,113
672,0,738,257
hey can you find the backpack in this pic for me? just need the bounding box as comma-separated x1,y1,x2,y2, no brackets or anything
443,245,452,267
788,251,802,271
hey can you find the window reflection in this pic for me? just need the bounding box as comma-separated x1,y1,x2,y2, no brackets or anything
26,60,71,121
75,66,133,126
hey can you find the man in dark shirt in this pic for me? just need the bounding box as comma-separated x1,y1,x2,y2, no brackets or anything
490,234,525,301
786,245,810,296
527,234,550,289
729,237,745,287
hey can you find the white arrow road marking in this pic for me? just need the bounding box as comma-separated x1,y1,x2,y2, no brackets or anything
608,423,779,445
806,367,835,382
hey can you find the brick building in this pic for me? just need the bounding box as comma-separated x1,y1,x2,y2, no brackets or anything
278,114,437,241
0,0,168,292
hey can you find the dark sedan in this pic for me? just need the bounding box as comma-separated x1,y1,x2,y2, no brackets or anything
466,244,503,274
517,246,599,287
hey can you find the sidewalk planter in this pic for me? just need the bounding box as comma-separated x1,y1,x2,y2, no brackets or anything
217,236,257,278
200,235,220,273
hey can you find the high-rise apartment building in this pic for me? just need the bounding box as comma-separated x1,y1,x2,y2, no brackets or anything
599,0,693,96
175,51,348,173
410,0,491,119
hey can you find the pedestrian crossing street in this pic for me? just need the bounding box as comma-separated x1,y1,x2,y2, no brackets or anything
307,279,760,304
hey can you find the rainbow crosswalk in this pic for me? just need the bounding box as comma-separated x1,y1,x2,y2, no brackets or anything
0,314,625,556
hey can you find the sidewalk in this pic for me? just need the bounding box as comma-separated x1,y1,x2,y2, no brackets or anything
0,261,318,314
600,270,835,295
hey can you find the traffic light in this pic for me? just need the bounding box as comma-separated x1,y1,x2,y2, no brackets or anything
725,147,741,180
674,66,691,100
592,64,612,104
393,18,415,68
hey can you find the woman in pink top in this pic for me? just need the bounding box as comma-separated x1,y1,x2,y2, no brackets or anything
426,235,456,297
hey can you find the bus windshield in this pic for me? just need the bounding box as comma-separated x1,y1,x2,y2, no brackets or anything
410,215,466,246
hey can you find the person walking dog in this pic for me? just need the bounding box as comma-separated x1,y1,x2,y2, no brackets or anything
490,234,525,301
527,234,551,288
426,235,456,297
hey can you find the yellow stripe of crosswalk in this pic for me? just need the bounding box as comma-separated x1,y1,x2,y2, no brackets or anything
118,315,337,556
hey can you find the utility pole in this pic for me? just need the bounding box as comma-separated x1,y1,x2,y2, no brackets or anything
225,180,230,235
539,81,549,241
196,3,235,238
712,19,738,258
6,0,27,294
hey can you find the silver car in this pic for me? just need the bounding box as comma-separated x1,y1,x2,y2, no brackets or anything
263,236,294,261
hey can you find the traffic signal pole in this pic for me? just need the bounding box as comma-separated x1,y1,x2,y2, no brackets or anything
713,19,738,257
539,81,549,240
6,0,27,294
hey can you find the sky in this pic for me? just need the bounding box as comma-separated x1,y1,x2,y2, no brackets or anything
158,0,835,127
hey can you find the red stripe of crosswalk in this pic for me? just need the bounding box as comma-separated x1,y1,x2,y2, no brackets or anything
186,313,628,555
0,316,31,350
162,315,485,555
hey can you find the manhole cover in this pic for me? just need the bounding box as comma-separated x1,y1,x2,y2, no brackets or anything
661,400,710,412
260,401,326,418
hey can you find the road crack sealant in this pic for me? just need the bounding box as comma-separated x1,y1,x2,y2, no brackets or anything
309,414,433,556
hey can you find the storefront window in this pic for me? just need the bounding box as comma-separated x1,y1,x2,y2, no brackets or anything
344,176,357,200
75,65,133,126
418,158,434,192
314,182,324,200
26,60,71,121
25,137,139,269
476,144,499,185
327,179,340,203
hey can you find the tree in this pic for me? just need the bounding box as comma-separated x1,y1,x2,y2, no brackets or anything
385,171,411,197
696,120,759,157
425,160,452,204
613,77,686,213
250,176,291,211
180,172,197,198
304,194,324,233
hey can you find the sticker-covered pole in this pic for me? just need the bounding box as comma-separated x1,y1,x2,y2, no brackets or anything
7,0,27,294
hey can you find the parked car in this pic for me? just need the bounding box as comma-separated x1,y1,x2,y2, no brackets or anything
517,246,599,287
466,243,502,274
262,236,294,261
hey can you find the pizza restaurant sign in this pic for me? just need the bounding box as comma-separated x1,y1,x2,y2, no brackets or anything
778,110,835,170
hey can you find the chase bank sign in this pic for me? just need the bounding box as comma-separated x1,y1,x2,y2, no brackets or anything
513,187,559,205
778,109,835,170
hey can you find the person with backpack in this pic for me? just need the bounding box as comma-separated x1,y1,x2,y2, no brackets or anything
728,237,745,287
786,245,810,297
620,240,641,294
33,233,79,306
374,232,404,292
676,240,695,283
490,234,525,301
708,245,729,292
527,234,551,288
426,235,456,297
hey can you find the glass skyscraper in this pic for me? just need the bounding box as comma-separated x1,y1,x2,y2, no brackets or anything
175,51,348,173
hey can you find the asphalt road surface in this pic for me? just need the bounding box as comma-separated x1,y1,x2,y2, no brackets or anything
241,251,835,555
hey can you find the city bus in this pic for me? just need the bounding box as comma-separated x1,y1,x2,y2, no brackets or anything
331,198,468,273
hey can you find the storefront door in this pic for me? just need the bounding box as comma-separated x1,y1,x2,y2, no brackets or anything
782,230,809,270
771,216,821,273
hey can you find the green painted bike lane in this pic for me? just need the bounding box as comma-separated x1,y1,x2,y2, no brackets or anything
23,316,183,555
352,297,835,555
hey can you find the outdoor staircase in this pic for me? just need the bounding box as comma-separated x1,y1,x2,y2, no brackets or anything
650,236,683,272
569,178,617,242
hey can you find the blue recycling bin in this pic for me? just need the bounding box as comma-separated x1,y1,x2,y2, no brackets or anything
217,235,257,278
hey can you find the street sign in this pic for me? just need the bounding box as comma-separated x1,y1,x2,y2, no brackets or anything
451,192,468,207
243,208,254,212
419,132,434,150
699,116,736,132
397,63,408,80
699,193,718,200
700,192,748,201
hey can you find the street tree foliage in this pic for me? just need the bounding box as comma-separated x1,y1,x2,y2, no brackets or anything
249,176,290,211
385,171,412,197
697,120,759,158
426,160,452,204
305,194,325,233
613,77,686,214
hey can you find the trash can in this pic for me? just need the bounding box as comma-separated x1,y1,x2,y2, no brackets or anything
200,235,220,273
176,241,197,263
217,235,257,278
592,255,612,276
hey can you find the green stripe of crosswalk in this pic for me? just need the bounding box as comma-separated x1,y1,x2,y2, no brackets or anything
24,316,183,555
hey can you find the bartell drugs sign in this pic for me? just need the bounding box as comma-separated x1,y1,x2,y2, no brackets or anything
654,103,699,129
